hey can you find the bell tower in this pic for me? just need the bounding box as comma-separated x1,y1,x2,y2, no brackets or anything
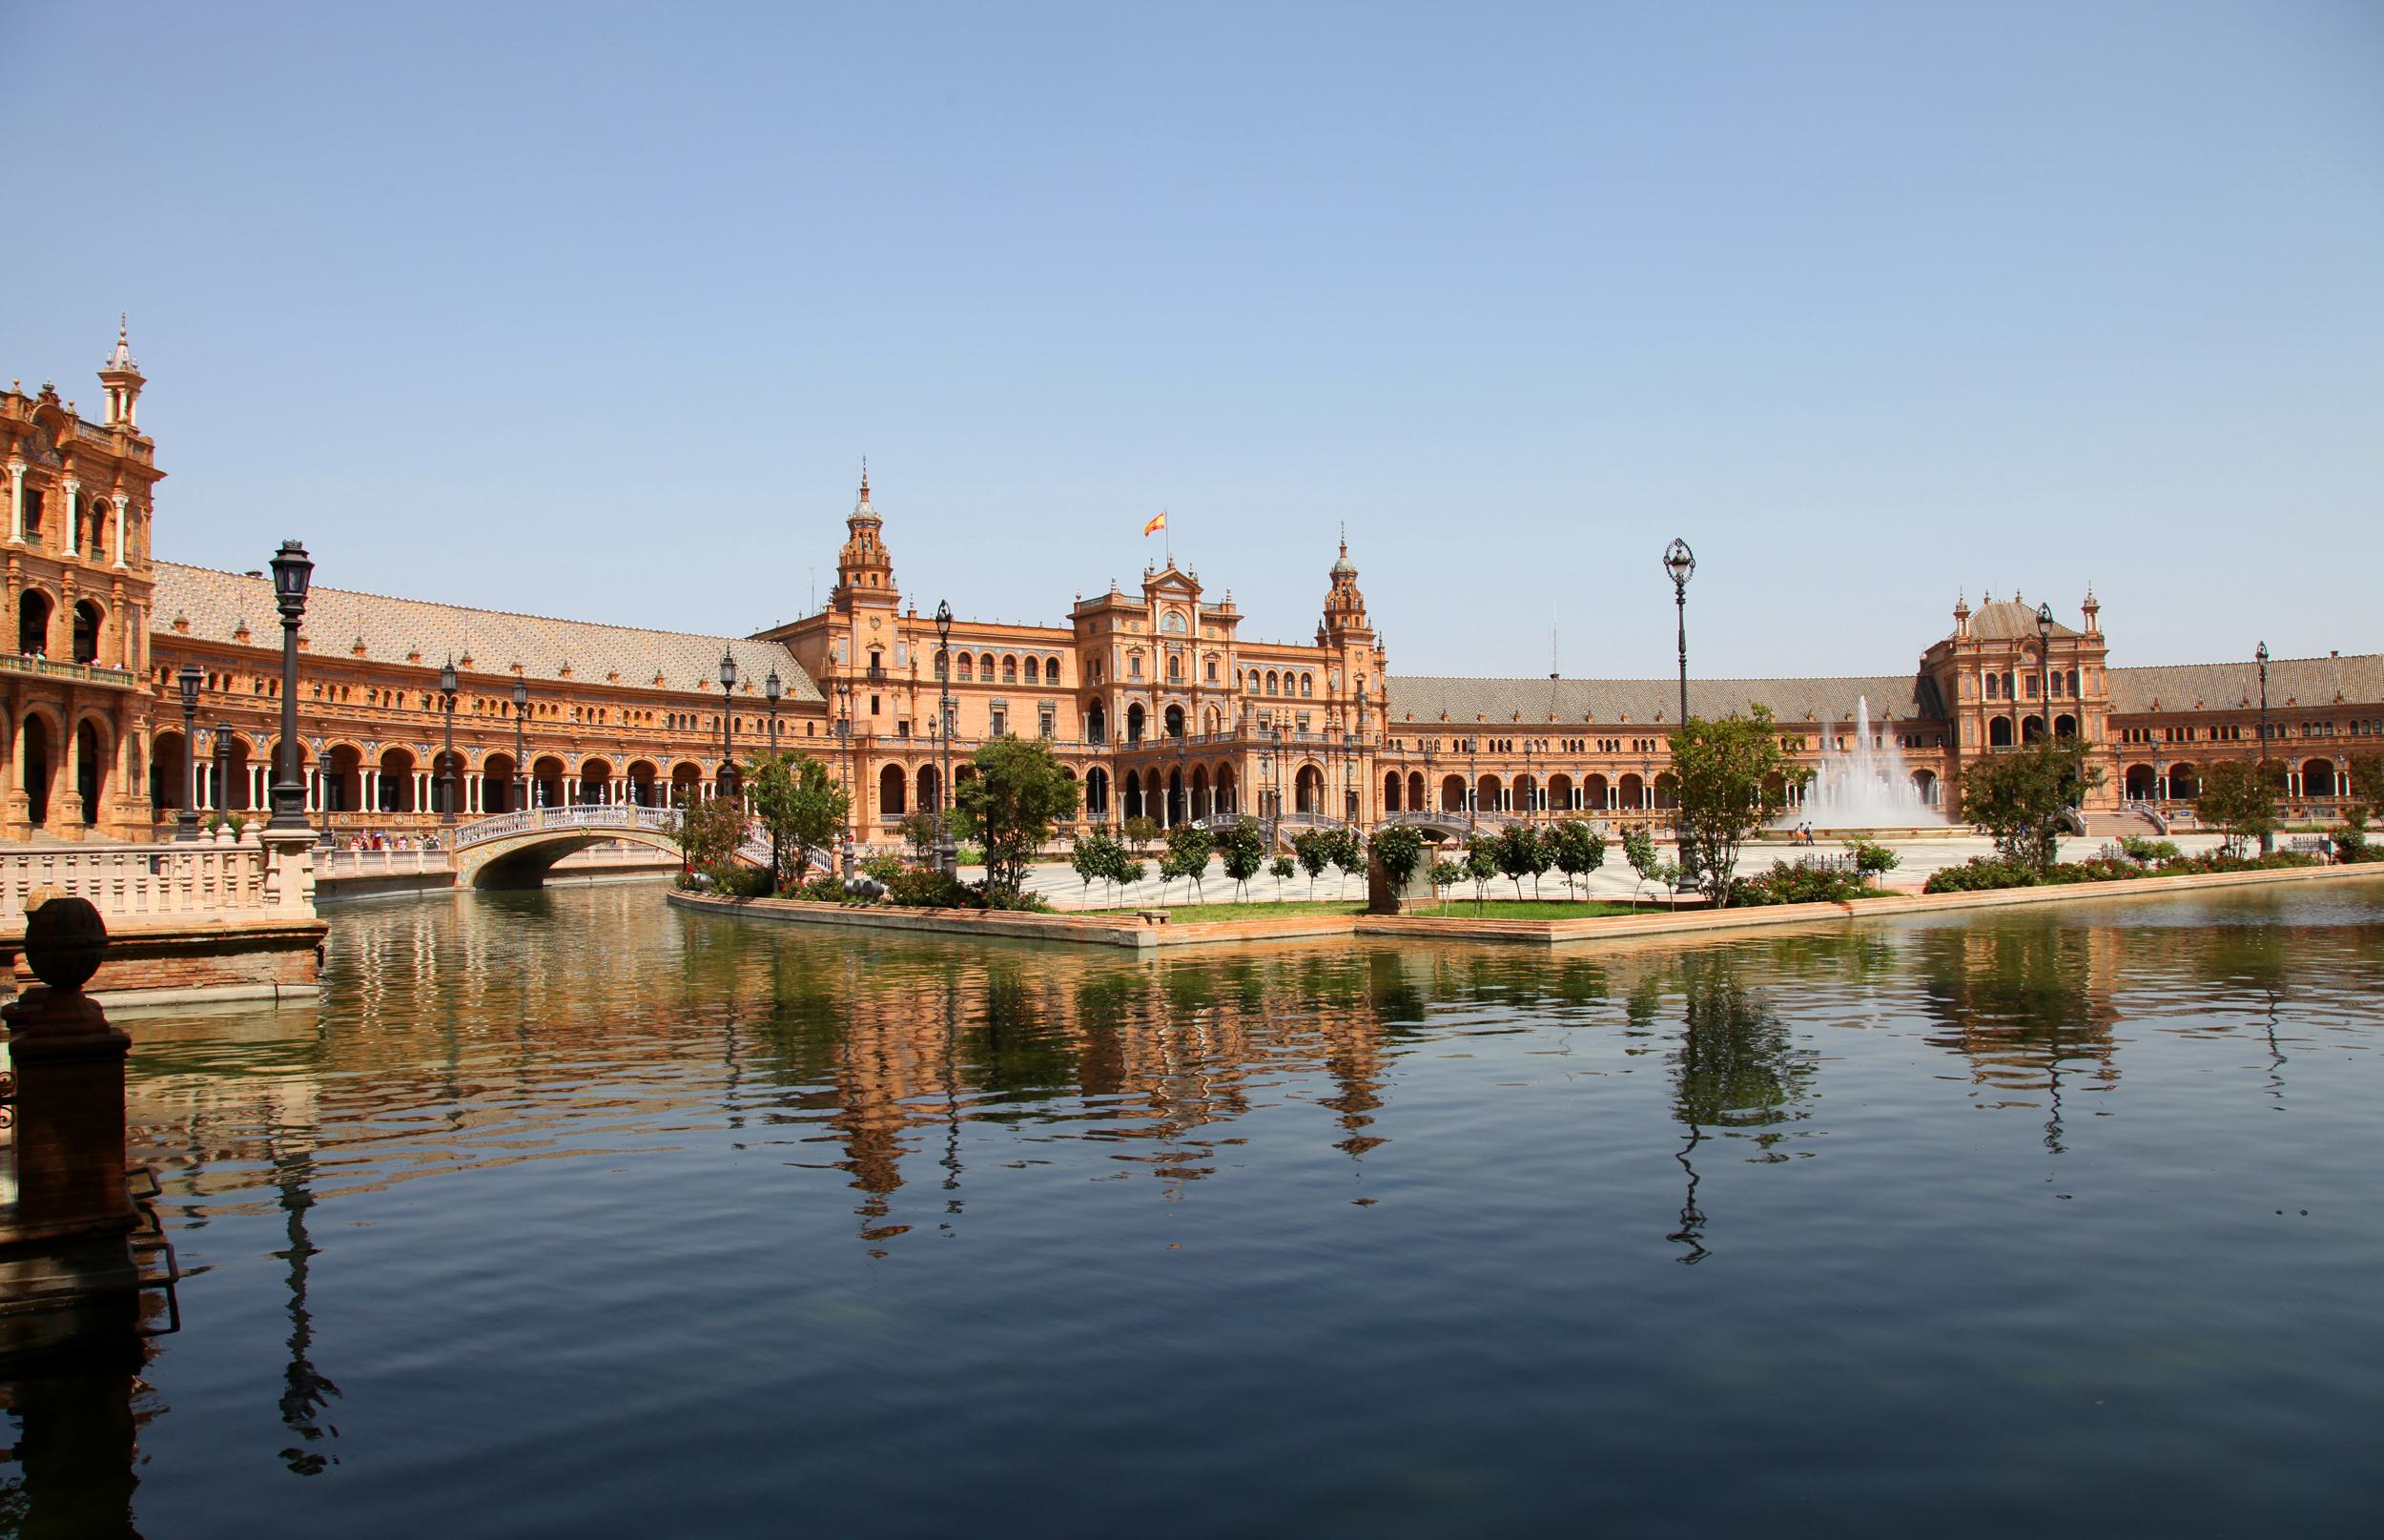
1319,532,1371,646
97,317,144,431
830,463,897,614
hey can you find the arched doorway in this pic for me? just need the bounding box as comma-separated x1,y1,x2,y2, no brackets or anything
1407,770,1424,811
669,762,704,805
1383,770,1403,813
1084,766,1110,818
1192,764,1211,818
2021,715,2046,743
219,732,254,811
1440,774,1466,812
1514,774,1538,814
1654,773,1679,811
72,600,103,666
323,746,363,812
377,747,418,813
1123,770,1144,821
1085,702,1106,744
17,589,52,657
1911,769,1939,808
73,718,104,826
1478,773,1503,812
917,763,940,816
1294,764,1324,814
578,758,613,805
2125,764,2156,801
1586,772,1611,810
1215,763,1237,816
147,727,185,824
1548,773,1573,811
2304,758,2337,798
878,763,907,818
2054,714,2078,740
627,760,659,807
483,752,518,813
1166,768,1186,825
2168,763,2200,801
1619,772,1645,810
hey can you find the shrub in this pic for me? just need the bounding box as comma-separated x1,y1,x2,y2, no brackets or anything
885,869,980,908
978,886,1054,913
1430,858,1465,897
1268,854,1296,883
1923,857,2042,893
1736,860,1870,906
791,874,849,902
1843,838,1901,877
1369,824,1427,893
860,853,906,883
2119,834,2184,864
700,862,770,898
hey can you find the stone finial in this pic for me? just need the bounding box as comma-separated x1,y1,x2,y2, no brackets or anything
2,895,113,1040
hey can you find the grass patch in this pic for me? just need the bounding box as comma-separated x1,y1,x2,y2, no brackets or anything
1410,898,1647,918
1082,897,1652,921
1086,900,1367,921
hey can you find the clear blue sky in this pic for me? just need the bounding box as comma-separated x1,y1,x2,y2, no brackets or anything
6,2,2378,679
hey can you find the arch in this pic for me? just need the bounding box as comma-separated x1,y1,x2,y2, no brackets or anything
2125,763,2157,801
1123,770,1144,821
1383,770,1403,813
1166,653,1182,683
1407,770,1424,811
2303,757,2338,798
215,727,255,811
917,763,941,814
1514,773,1538,813
1586,772,1611,810
21,712,53,827
1214,762,1237,815
1911,768,1940,808
1203,705,1221,734
978,652,996,679
1294,763,1325,814
1548,772,1574,811
1023,656,1039,685
1654,772,1679,811
1126,703,1146,743
1440,773,1466,812
1163,703,1185,738
2021,714,2046,743
522,754,565,809
578,757,614,805
2054,713,2078,740
1084,701,1106,744
878,763,908,817
482,752,519,813
627,759,659,807
74,718,105,825
1084,765,1110,817
956,653,973,682
669,761,704,804
1265,670,1280,696
1192,764,1212,818
1478,772,1503,812
2167,762,2200,801
1167,767,1186,826
322,744,365,813
1988,716,2015,749
1046,656,1061,684
1619,772,1645,810
1001,654,1018,684
1299,672,1314,698
17,587,52,657
377,746,420,812
72,599,103,666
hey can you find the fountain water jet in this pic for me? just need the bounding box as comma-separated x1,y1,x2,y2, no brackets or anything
1783,696,1948,831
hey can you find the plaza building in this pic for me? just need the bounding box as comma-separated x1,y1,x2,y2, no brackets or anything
3,334,2376,847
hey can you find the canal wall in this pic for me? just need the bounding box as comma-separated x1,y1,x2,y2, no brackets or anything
667,860,2384,951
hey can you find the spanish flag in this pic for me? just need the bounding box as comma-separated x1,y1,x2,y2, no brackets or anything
1143,510,1168,537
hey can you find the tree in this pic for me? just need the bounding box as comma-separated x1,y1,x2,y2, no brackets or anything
1958,736,2104,874
668,788,745,887
1120,814,1160,852
1073,830,1126,904
1463,835,1498,910
1621,825,1676,903
1494,823,1552,898
1549,818,1607,898
1162,823,1216,902
953,735,1082,899
1292,828,1334,896
747,749,851,890
2347,753,2384,824
1269,853,1296,885
2195,759,2282,859
1219,818,1268,901
1671,707,1808,906
897,810,941,865
1369,824,1428,895
1326,827,1367,887
1430,858,1464,904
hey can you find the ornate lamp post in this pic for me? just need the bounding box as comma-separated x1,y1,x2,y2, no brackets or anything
1258,735,1274,827
2256,640,2271,854
835,679,854,876
510,677,529,811
175,664,202,840
212,720,233,828
765,667,782,751
935,601,956,875
718,649,739,803
1663,537,1696,890
265,541,315,834
438,657,460,825
2036,602,2055,739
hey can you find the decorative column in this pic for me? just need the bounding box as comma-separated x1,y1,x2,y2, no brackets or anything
111,494,127,567
60,479,80,557
5,460,22,544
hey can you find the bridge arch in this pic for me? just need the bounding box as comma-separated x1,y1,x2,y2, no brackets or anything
452,805,696,890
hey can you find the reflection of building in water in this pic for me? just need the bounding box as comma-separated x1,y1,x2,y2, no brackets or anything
1914,924,2124,1153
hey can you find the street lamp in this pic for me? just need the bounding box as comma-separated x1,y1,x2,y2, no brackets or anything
765,667,782,751
2036,602,2055,740
835,679,854,876
511,677,529,811
718,649,739,802
935,600,956,875
1663,537,1696,890
213,720,233,830
265,541,314,833
175,663,202,839
438,657,460,825
2256,640,2271,854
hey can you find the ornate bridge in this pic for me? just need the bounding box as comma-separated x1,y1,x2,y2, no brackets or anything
451,805,689,888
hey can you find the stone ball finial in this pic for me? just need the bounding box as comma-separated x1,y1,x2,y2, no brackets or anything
25,894,107,994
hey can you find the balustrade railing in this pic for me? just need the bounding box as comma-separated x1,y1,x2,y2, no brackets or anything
451,803,679,850
0,651,140,688
0,832,285,925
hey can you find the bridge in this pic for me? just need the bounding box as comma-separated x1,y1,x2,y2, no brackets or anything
451,805,693,888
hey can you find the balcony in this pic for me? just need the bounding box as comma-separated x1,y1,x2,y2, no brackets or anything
0,651,141,690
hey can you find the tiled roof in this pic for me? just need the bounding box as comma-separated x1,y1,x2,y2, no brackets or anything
1965,597,2081,641
2107,653,2384,715
1387,673,1943,727
152,562,822,702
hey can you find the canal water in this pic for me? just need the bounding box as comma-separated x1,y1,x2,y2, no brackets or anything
7,878,2383,1537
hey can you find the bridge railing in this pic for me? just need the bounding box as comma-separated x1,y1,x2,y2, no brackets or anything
453,804,680,851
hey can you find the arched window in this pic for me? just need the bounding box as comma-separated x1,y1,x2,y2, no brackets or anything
1266,670,1279,695
1167,653,1182,682
1300,672,1313,697
1023,656,1039,684
1002,655,1017,684
72,600,103,665
18,588,52,657
956,654,973,681
979,653,996,678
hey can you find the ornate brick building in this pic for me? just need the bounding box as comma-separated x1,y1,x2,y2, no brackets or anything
3,335,2375,847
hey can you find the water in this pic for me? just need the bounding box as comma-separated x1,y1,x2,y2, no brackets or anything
7,877,2384,1537
1787,695,1949,829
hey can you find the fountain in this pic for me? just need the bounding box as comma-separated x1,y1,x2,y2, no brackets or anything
1783,696,1948,831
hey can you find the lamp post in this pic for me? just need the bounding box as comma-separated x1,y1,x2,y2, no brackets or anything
511,678,529,811
2036,602,2055,740
718,649,739,805
175,664,202,840
836,679,854,876
438,657,459,825
2256,640,2271,854
265,541,314,834
213,720,233,829
935,601,956,875
765,667,782,752
1663,538,1696,891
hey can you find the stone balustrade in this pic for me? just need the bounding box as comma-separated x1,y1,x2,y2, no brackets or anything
0,829,317,927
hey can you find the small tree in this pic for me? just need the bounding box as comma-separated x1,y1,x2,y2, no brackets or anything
2195,759,2282,858
2346,753,2384,824
1463,835,1498,910
1621,825,1674,903
1163,823,1217,902
1118,855,1147,895
1369,824,1428,896
1843,838,1901,884
1073,830,1125,904
1292,828,1333,897
1671,707,1807,906
1326,827,1367,890
1269,853,1296,885
1549,818,1607,898
1121,814,1160,852
897,809,941,865
1219,817,1268,900
668,788,746,887
953,735,1082,900
1494,823,1552,898
748,749,852,890
1958,736,2105,875
1430,857,1465,905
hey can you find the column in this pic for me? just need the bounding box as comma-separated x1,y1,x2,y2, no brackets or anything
5,461,22,544
111,494,127,567
60,479,79,557
468,772,482,813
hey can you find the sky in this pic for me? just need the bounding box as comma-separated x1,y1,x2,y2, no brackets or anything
5,1,2378,681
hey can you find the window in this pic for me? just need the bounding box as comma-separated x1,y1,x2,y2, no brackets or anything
1038,705,1055,739
1205,658,1218,682
870,694,881,715
1002,657,1017,684
990,708,1007,737
1129,652,1143,679
1024,657,1039,684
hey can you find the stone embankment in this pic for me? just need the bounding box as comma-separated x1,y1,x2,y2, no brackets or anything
668,861,2384,951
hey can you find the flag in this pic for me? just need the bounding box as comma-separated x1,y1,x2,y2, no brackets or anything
1143,510,1168,537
